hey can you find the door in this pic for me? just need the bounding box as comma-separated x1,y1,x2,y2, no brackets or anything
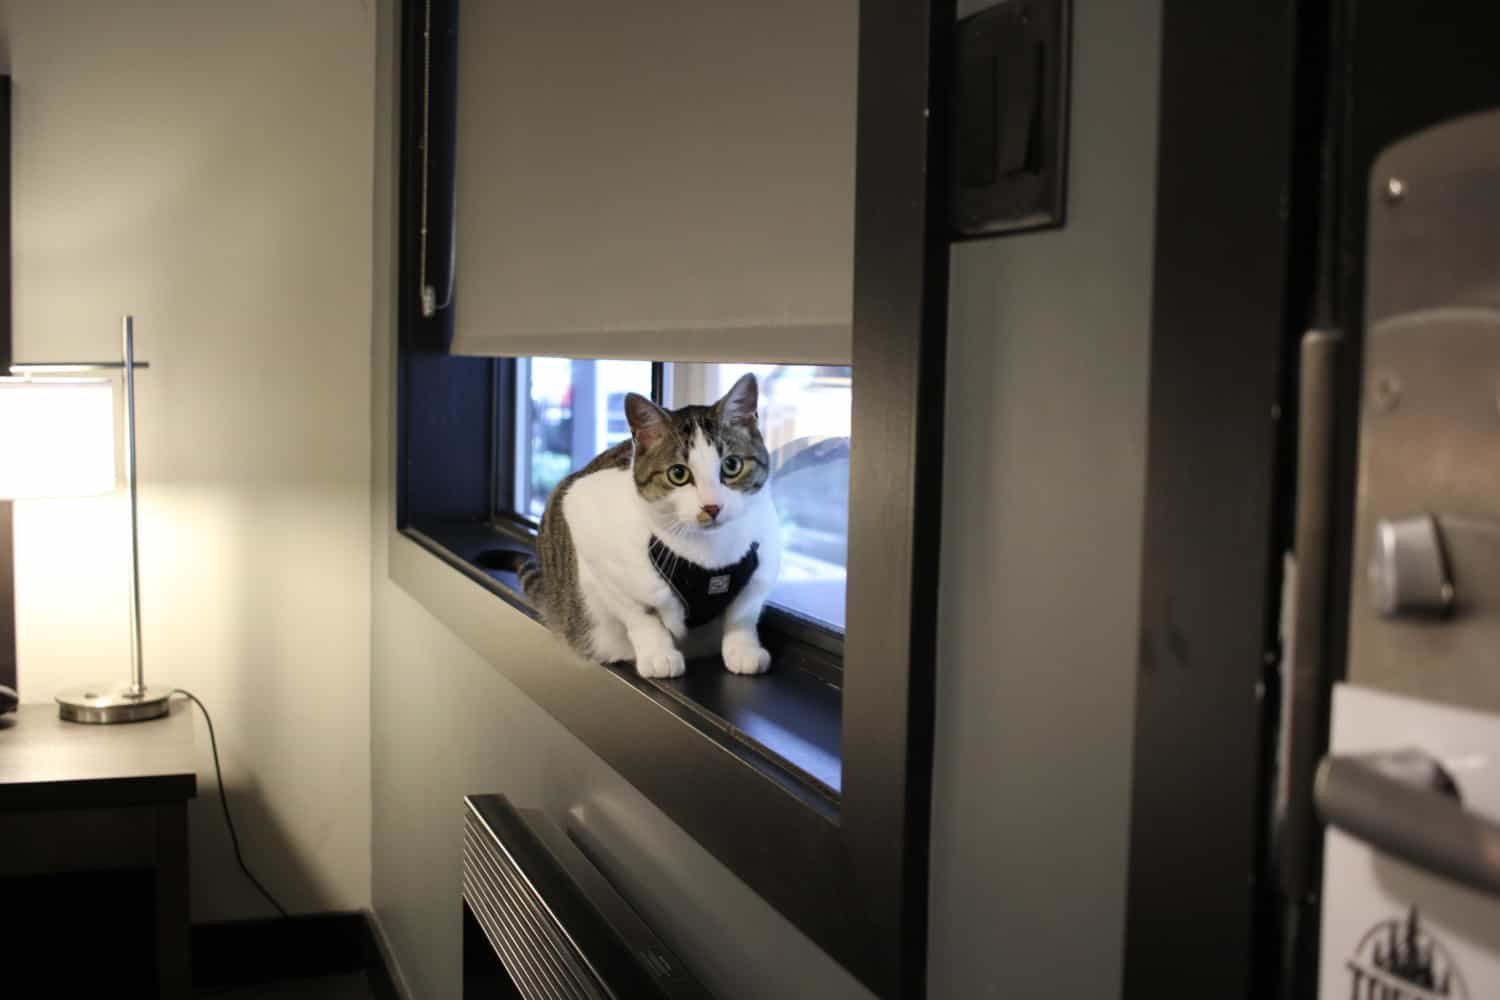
1286,5,1500,998
1313,108,1500,1000
1125,3,1500,997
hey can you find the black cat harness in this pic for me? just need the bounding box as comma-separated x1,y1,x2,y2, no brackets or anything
647,538,760,629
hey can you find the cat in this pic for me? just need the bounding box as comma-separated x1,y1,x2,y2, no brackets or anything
520,373,782,679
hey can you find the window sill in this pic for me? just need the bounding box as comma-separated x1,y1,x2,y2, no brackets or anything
404,517,843,807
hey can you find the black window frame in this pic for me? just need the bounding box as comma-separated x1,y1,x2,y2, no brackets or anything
390,1,950,995
0,77,13,707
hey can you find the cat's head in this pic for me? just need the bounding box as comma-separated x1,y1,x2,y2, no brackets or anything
624,373,771,533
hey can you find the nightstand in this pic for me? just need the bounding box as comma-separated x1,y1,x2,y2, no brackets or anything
0,700,196,997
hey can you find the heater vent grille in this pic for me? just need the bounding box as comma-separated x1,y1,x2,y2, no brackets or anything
461,795,710,1000
463,805,611,1000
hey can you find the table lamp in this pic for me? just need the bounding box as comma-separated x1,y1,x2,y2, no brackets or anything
1,315,170,723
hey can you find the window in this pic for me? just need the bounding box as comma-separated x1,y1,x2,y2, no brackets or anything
665,363,851,632
511,358,652,520
497,359,852,637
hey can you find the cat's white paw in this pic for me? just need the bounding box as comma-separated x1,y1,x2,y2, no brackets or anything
634,647,686,679
722,638,771,675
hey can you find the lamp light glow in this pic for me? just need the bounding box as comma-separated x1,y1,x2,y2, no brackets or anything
0,377,117,498
15,318,172,723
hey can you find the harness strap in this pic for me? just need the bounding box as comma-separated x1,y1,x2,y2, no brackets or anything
647,537,760,629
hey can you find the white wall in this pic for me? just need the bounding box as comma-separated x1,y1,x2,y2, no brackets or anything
928,0,1162,995
1,0,375,921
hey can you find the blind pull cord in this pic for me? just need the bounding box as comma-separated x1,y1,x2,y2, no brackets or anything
418,0,454,318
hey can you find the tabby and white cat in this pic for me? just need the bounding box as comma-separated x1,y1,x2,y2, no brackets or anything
521,374,782,678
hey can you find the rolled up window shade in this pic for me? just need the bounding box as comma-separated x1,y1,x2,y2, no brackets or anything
450,0,856,363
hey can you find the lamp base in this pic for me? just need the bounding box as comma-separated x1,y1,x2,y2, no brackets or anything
56,683,172,724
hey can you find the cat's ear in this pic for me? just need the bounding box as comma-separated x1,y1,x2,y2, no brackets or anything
714,373,759,427
624,393,671,451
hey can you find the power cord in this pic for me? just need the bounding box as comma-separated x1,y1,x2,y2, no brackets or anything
171,689,290,919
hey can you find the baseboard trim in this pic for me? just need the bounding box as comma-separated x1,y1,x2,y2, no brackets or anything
366,908,415,1000
191,910,402,994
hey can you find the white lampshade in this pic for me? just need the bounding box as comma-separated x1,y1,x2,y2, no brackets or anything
0,377,117,498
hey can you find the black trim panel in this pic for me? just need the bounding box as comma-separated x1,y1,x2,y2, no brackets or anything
0,78,15,706
1122,2,1303,996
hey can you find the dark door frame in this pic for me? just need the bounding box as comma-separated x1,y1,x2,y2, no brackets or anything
1122,2,1312,995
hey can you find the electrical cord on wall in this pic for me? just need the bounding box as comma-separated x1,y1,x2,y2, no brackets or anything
171,689,290,919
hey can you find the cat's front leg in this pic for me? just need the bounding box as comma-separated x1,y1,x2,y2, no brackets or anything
720,577,773,676
628,612,686,679
600,597,681,678
586,570,685,678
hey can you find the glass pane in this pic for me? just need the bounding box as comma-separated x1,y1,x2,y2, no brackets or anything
665,363,851,633
514,358,653,520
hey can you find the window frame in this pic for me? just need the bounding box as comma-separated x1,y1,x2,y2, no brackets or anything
389,1,950,995
0,77,14,707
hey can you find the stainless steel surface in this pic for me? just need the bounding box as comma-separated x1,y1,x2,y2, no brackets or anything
1369,513,1454,618
1346,109,1500,713
1366,111,1500,325
122,316,144,696
1315,748,1500,899
55,682,172,724
1279,329,1343,903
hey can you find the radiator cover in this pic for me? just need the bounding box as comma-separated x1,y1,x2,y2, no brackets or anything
461,794,711,999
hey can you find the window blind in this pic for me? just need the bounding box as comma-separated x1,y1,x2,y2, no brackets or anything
449,0,856,363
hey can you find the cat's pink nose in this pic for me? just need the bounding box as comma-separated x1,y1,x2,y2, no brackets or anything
701,504,721,520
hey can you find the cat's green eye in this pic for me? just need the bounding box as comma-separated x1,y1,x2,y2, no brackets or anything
720,455,744,479
666,464,692,486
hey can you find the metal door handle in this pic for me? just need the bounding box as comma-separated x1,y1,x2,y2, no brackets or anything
1315,748,1500,898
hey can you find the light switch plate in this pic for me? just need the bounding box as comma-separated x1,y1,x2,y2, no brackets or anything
950,0,1070,238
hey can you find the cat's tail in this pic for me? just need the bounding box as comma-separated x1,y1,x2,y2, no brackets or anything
518,559,543,602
